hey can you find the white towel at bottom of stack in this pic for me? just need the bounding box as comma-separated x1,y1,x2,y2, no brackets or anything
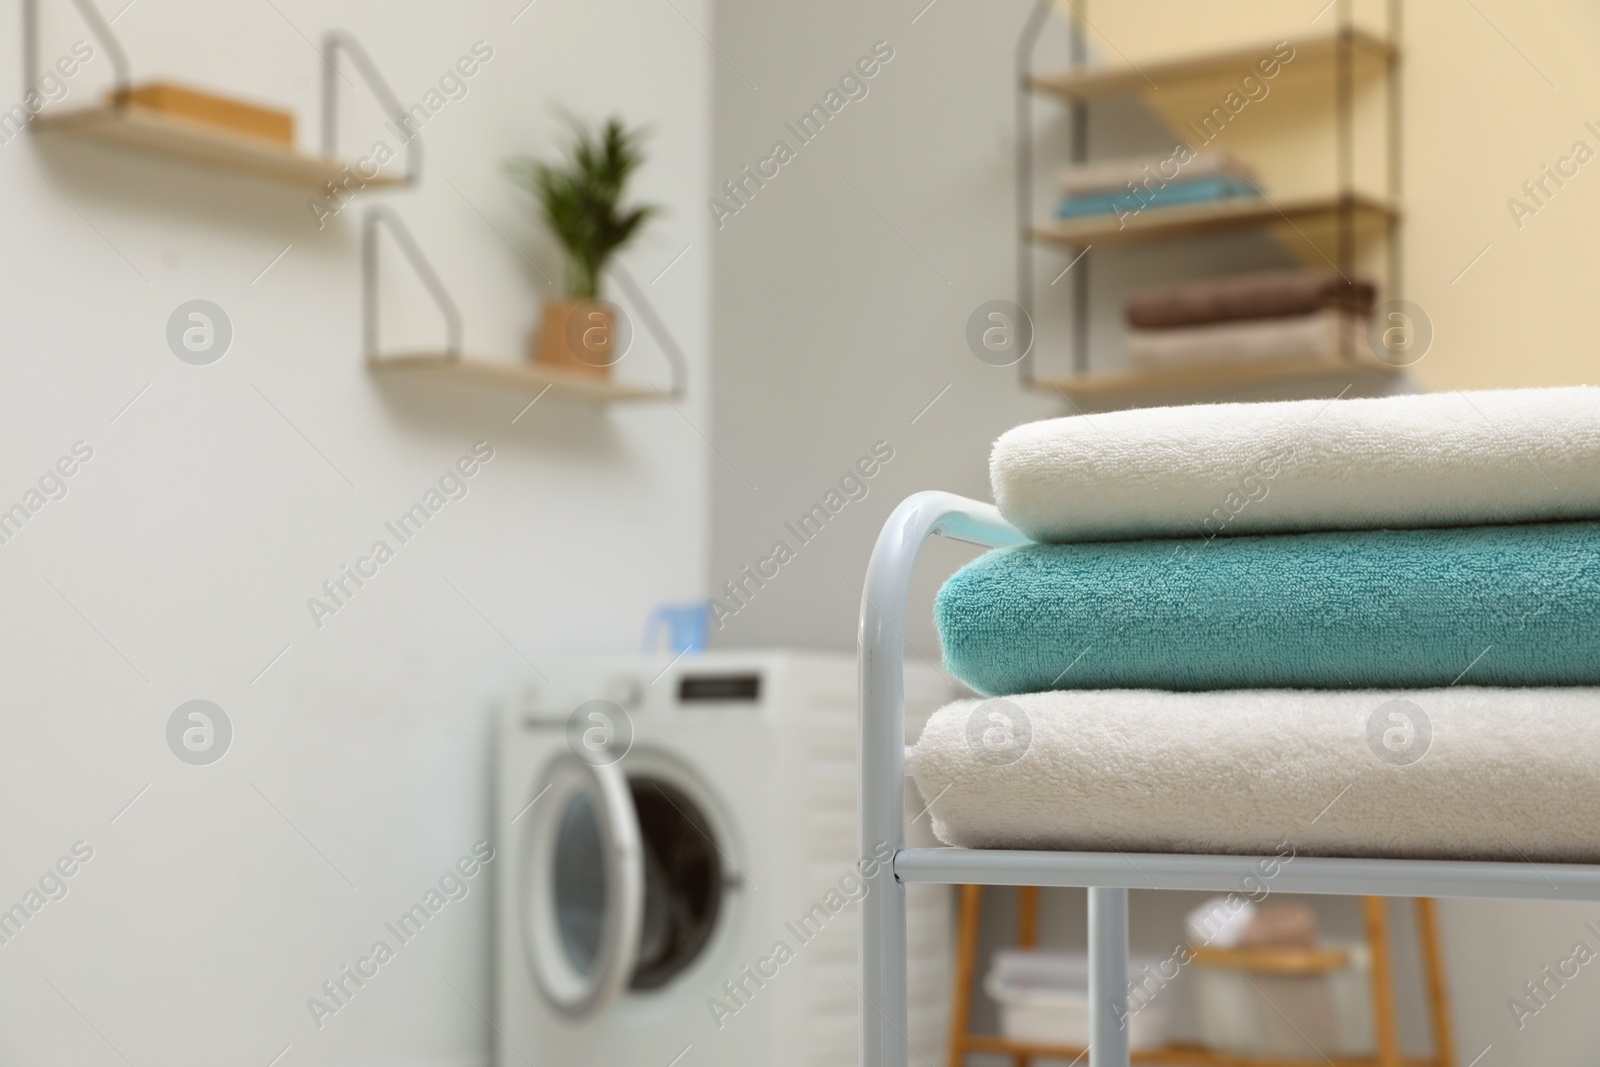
1125,308,1365,368
910,687,1600,863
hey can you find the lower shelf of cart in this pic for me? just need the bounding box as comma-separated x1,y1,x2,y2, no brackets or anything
895,848,1600,902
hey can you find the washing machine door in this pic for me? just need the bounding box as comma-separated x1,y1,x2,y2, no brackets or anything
519,751,644,1021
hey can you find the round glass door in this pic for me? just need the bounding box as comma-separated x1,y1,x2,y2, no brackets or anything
520,753,643,1019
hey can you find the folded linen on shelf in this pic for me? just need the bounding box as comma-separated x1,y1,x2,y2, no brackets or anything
990,387,1600,543
1055,175,1258,219
1056,148,1256,197
1126,269,1376,330
1124,308,1363,368
935,521,1600,694
910,687,1600,862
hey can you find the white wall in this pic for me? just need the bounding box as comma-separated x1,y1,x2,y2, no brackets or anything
706,0,1058,658
0,1,709,1064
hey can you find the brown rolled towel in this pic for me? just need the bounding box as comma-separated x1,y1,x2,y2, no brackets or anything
1126,269,1376,330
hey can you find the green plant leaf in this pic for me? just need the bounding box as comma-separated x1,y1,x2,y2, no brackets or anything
505,115,659,300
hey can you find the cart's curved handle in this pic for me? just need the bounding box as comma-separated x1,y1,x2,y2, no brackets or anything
857,491,1024,1067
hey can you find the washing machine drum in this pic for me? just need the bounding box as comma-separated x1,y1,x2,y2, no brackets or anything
520,753,725,1019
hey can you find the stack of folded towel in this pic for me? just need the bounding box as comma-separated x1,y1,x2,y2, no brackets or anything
1055,149,1259,222
1122,269,1375,369
912,387,1600,862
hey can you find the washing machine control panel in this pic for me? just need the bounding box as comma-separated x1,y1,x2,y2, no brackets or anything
517,663,769,726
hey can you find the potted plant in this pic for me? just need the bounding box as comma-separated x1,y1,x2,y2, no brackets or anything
507,116,657,378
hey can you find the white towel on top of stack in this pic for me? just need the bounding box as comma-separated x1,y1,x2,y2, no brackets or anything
990,386,1600,543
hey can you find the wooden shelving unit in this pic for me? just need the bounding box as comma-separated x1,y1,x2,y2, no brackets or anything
1014,1,1404,402
948,886,1456,1067
1037,352,1399,403
362,208,686,404
1187,944,1351,976
1030,194,1396,250
24,2,417,189
959,1033,1411,1067
1029,29,1394,100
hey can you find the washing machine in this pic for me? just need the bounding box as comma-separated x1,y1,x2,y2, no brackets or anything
493,651,952,1067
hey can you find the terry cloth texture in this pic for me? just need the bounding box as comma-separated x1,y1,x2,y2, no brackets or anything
1126,269,1377,330
911,688,1600,862
990,387,1600,543
1056,149,1255,196
1055,175,1258,219
1125,308,1364,368
934,522,1600,695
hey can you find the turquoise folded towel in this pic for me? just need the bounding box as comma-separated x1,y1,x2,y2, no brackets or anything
1055,175,1258,219
936,521,1600,695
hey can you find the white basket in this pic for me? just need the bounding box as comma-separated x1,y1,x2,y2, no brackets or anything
1194,942,1374,1058
985,949,1172,1052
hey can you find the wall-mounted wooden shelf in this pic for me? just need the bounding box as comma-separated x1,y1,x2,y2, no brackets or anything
1030,29,1396,101
1031,352,1400,403
370,354,661,403
23,2,416,190
362,208,687,405
1030,194,1397,249
33,104,407,189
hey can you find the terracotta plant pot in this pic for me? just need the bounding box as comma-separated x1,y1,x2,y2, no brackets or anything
534,299,614,379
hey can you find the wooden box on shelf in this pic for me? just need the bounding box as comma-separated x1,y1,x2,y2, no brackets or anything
109,82,294,146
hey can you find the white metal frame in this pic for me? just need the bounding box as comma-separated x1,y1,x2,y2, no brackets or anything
858,490,1600,1067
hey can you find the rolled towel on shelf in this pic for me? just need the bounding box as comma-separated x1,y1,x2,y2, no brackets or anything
1126,269,1377,330
935,521,1600,693
1056,175,1259,220
1124,308,1366,368
1239,905,1319,950
1056,148,1256,197
910,687,1600,862
1186,898,1257,949
990,386,1600,542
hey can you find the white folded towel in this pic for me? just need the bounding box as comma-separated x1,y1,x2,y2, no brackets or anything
911,688,1600,863
991,386,1600,542
1124,308,1362,368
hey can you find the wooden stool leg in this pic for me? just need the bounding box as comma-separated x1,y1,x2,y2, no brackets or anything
947,885,984,1067
1018,884,1040,947
1415,898,1457,1067
1364,896,1403,1067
